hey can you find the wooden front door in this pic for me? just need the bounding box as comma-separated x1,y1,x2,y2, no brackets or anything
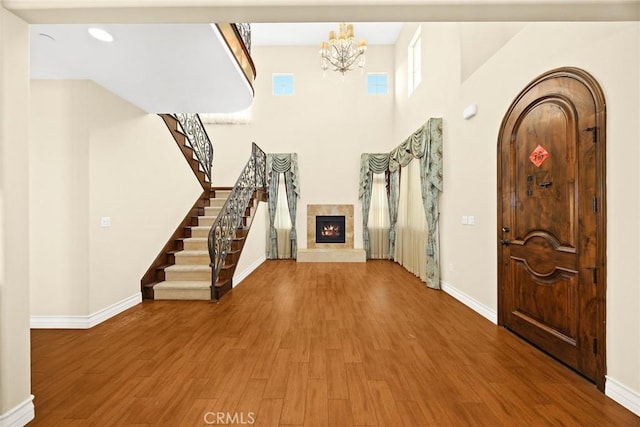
497,67,606,389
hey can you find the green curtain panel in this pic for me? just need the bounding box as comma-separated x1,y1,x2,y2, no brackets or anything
388,169,400,259
266,153,300,259
266,170,280,259
359,117,443,288
421,119,444,289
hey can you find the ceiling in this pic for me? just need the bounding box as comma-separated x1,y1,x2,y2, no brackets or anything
29,22,402,113
251,23,403,46
23,1,639,114
30,23,253,113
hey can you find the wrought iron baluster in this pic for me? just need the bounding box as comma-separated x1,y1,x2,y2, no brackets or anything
208,143,266,300
233,23,251,54
174,113,213,182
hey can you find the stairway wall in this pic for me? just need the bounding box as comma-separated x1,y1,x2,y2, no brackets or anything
29,80,202,318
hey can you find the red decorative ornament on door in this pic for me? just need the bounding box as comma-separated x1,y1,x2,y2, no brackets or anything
529,144,549,167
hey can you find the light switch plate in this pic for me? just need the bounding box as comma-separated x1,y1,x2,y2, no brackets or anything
100,217,111,227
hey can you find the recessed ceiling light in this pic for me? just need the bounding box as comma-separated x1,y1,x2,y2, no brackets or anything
88,27,114,42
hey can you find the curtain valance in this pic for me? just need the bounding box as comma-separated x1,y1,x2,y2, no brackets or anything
358,153,390,199
388,122,430,172
267,153,300,197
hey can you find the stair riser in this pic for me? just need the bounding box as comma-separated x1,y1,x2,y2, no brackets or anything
198,217,217,227
184,240,208,251
215,190,232,198
215,281,232,299
154,289,210,301
205,207,223,216
191,228,209,238
210,198,226,207
165,270,211,281
175,254,210,265
231,240,244,251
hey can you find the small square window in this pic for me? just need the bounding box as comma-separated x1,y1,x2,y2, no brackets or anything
272,74,294,96
367,73,388,95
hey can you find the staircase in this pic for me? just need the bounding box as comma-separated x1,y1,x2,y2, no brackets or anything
141,113,267,301
144,187,263,300
151,188,228,300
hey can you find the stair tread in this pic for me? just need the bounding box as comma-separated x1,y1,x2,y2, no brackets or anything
165,264,211,272
154,280,210,290
175,250,209,256
184,237,207,241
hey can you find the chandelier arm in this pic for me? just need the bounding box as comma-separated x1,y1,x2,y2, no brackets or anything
323,43,362,72
319,24,366,75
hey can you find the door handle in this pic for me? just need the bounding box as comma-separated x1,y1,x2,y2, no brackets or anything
500,239,511,246
539,181,552,188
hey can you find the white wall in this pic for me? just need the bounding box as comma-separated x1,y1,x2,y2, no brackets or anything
0,7,33,425
206,45,396,250
393,21,640,409
29,81,90,316
29,80,203,318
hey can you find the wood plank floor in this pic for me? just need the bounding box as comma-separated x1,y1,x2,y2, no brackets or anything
30,260,639,426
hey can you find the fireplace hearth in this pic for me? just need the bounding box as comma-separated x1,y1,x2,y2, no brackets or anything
315,215,346,244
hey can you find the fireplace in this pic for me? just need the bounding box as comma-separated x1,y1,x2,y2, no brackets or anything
316,215,346,244
300,204,365,262
306,204,354,250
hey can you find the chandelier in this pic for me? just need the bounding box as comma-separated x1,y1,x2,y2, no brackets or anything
319,23,367,75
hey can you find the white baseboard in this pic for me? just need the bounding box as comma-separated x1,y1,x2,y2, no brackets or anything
30,292,141,329
232,255,266,287
0,395,34,427
440,282,640,417
440,281,498,324
606,376,640,417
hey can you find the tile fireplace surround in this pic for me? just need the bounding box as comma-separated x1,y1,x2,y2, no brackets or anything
298,204,366,263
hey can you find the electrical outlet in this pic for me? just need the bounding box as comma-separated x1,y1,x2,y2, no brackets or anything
100,216,111,227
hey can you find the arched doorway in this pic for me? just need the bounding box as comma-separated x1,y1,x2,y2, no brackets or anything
497,67,606,390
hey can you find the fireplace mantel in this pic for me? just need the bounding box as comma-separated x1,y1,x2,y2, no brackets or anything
298,204,366,263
